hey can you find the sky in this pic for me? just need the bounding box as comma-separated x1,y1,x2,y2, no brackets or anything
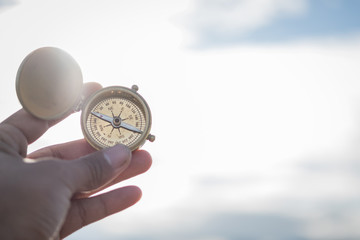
1,0,360,240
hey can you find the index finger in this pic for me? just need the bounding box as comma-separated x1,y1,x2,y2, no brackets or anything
0,82,102,155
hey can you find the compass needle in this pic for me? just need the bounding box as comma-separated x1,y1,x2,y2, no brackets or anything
91,111,113,123
120,122,143,134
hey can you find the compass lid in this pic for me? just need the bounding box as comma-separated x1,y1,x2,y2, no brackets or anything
16,47,83,120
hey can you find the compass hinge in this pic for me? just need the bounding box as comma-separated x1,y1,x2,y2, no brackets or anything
73,95,85,112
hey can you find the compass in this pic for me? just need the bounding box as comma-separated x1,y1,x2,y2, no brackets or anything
81,85,154,150
16,47,155,151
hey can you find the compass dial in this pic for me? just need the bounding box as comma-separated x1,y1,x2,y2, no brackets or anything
81,86,153,151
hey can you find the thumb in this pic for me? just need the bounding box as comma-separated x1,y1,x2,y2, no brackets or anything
67,144,131,193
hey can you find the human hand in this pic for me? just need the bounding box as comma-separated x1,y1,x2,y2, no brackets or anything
0,82,152,239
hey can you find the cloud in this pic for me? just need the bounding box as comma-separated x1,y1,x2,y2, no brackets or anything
116,213,307,240
182,0,360,47
188,0,306,33
183,0,307,46
0,0,17,9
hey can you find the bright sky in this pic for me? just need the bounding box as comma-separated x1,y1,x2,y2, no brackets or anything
1,1,360,240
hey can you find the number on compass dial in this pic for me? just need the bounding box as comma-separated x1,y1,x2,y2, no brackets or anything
86,97,146,148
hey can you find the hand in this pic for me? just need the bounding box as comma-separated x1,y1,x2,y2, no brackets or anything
0,82,152,239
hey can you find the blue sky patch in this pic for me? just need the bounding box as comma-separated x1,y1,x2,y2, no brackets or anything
194,0,360,47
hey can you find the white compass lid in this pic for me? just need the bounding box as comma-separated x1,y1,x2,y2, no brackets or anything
16,47,83,120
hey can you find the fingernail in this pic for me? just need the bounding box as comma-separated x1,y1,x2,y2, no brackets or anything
103,145,131,171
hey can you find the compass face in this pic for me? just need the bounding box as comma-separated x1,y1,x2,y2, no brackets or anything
81,86,152,150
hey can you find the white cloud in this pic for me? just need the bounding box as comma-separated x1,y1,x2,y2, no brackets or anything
67,40,360,240
183,0,307,44
0,0,17,8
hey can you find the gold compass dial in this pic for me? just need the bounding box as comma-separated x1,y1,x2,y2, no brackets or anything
87,98,145,146
81,86,152,151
